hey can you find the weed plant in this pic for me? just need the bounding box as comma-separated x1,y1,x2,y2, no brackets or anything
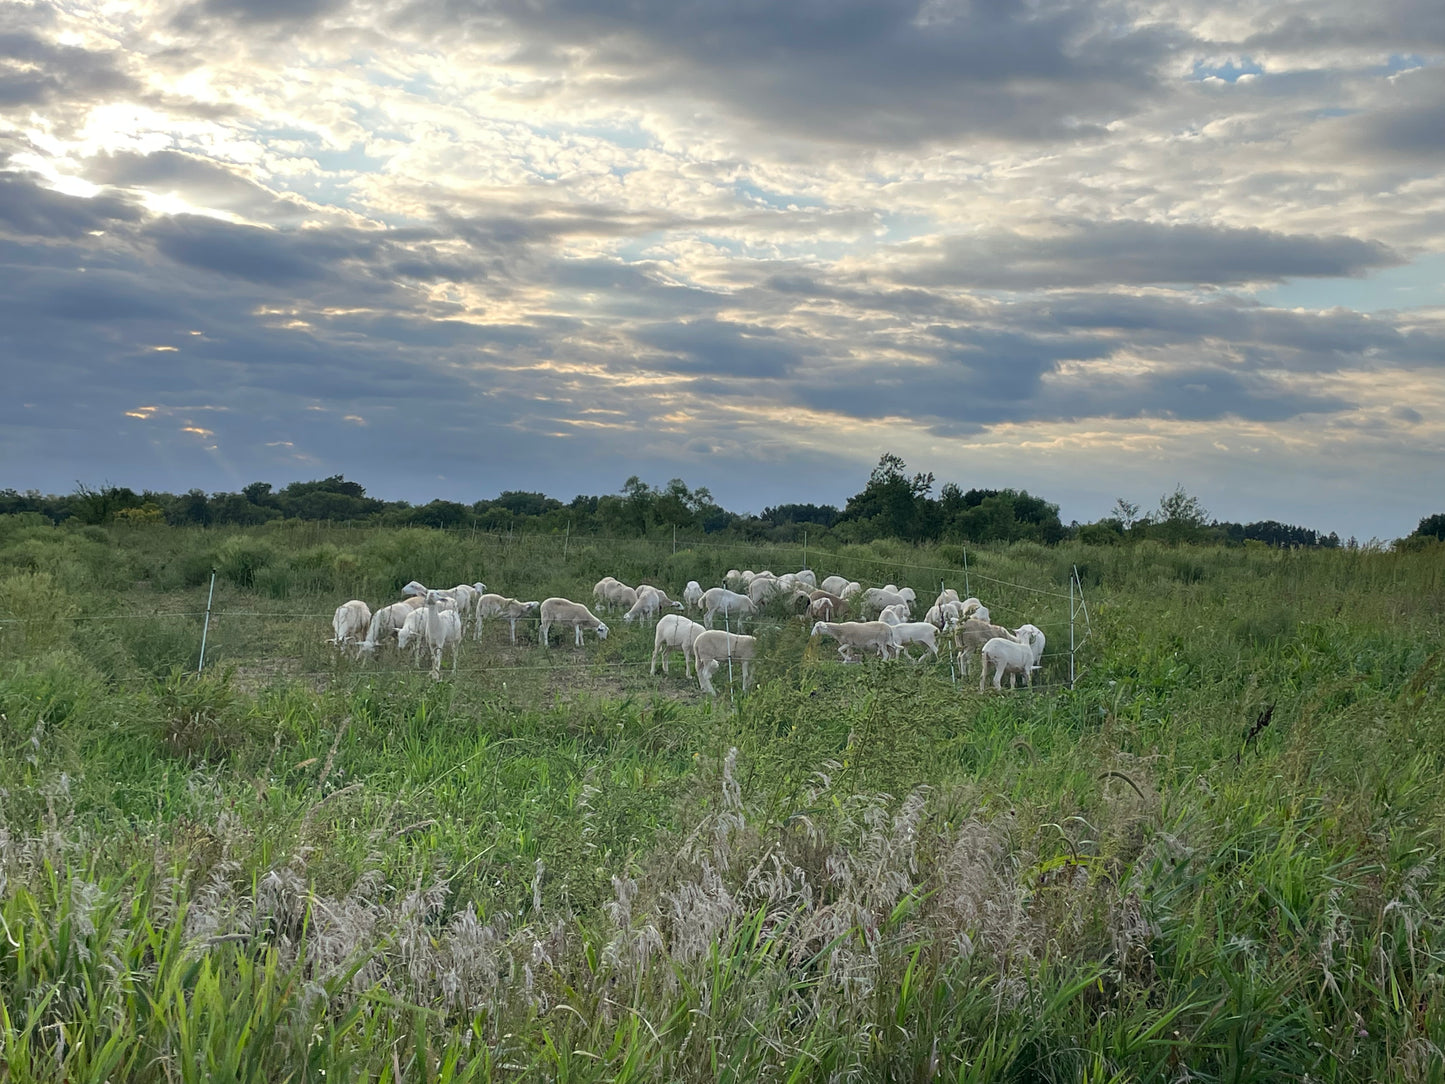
0,519,1442,1080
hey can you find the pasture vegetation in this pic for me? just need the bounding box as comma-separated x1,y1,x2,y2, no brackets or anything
1,515,1443,1082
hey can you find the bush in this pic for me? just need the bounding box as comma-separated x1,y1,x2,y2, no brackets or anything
140,667,263,761
216,536,278,590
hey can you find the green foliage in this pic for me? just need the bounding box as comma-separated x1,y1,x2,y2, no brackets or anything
216,536,277,590
0,525,1443,1081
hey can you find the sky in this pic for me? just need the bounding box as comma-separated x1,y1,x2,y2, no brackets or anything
1,0,1442,540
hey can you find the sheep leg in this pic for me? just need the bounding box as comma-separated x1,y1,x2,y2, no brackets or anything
742,660,751,692
575,625,584,647
509,619,518,645
540,622,549,647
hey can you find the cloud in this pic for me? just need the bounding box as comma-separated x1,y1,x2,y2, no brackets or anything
893,220,1401,290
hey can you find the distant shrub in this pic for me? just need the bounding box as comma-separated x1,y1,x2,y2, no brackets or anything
217,536,278,590
1230,605,1295,647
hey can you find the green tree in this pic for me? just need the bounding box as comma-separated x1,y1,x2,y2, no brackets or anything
841,454,937,541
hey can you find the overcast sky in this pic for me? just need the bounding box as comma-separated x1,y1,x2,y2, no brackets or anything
2,0,1442,539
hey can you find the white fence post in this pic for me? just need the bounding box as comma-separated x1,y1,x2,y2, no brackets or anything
198,569,216,673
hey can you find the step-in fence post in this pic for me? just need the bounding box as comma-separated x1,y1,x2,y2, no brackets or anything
198,569,216,673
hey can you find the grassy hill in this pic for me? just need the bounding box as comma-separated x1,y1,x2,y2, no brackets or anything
1,518,1442,1081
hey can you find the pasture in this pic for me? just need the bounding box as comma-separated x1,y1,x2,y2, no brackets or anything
1,516,1443,1082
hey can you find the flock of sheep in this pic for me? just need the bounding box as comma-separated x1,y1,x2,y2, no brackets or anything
327,568,1048,692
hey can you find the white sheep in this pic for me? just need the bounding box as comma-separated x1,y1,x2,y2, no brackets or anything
623,585,681,624
935,588,960,609
819,575,851,595
862,587,914,619
794,570,817,589
924,600,968,629
651,614,707,677
746,574,781,605
693,630,758,695
359,596,426,653
878,603,911,626
539,598,609,647
396,607,430,662
418,591,463,678
810,620,898,663
401,580,429,598
683,580,704,609
887,621,941,662
952,618,1019,678
329,600,371,653
1015,623,1047,669
473,594,539,643
701,587,757,628
980,628,1042,691
593,577,638,611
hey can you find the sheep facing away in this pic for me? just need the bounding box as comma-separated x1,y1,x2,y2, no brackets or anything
693,630,758,695
651,614,707,677
359,596,426,653
539,598,609,647
329,600,371,653
701,587,757,628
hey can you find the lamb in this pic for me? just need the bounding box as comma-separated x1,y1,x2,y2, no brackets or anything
539,597,609,647
683,580,704,609
359,596,426,653
980,628,1043,691
952,618,1020,678
693,630,758,695
878,603,911,626
473,594,539,643
395,607,430,662
1015,623,1047,669
925,600,967,629
623,585,683,624
651,614,707,677
810,620,898,663
701,587,757,628
329,600,372,653
887,621,941,662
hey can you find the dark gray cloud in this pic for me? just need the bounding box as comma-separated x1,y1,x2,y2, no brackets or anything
381,0,1183,146
85,150,298,215
0,172,144,239
0,28,138,108
895,219,1401,289
634,319,806,378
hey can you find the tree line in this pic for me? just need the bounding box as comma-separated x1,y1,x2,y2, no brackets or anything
4,454,1432,548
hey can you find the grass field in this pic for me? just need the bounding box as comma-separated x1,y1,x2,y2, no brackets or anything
2,517,1443,1082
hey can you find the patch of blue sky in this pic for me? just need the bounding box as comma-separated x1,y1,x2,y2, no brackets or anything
1188,57,1264,82
312,143,389,173
733,180,824,211
570,125,653,151
1254,252,1445,313
1381,54,1428,74
876,212,935,245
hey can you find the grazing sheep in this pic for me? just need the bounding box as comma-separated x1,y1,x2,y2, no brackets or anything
592,578,639,612
809,620,898,663
935,588,961,609
794,570,817,589
862,587,914,619
651,614,707,677
819,575,851,595
747,574,782,605
402,580,429,598
925,600,967,629
329,600,371,653
701,587,757,628
980,629,1042,691
359,596,426,653
624,585,681,624
473,594,539,643
396,607,430,661
952,618,1019,678
683,580,704,610
693,630,758,695
539,598,609,647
